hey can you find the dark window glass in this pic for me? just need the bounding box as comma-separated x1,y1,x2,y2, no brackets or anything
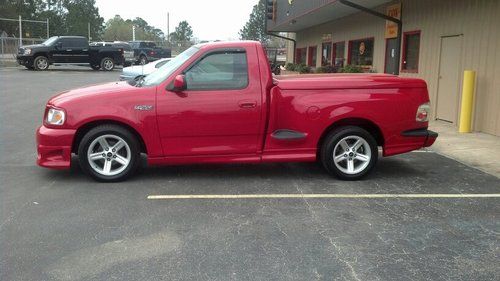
185,51,248,90
321,42,332,66
334,42,345,67
349,38,374,66
308,46,317,67
402,32,420,71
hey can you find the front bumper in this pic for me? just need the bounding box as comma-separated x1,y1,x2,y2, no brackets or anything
36,125,76,169
16,55,33,66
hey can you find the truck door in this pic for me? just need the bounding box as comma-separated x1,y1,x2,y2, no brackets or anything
52,38,69,63
156,47,263,156
68,37,90,63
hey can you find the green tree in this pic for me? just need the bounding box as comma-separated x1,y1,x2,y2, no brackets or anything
239,0,269,44
103,15,165,42
63,0,104,40
169,20,193,44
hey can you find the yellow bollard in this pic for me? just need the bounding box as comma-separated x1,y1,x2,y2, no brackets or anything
458,70,476,133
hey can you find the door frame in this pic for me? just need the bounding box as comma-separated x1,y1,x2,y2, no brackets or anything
434,34,464,123
384,37,398,74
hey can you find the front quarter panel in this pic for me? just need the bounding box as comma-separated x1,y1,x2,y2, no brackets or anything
50,84,163,157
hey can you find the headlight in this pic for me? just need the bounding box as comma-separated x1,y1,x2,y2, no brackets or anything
46,107,66,125
23,48,32,55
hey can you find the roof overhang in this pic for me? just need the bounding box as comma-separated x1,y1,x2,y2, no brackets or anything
267,0,392,32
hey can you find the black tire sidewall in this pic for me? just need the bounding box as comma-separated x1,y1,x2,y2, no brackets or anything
34,56,48,71
139,56,147,65
321,126,378,180
100,57,114,71
78,125,139,182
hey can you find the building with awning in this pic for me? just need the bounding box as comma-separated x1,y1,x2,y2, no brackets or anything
266,0,500,136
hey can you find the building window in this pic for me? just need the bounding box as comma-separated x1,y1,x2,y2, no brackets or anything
348,38,374,66
296,48,306,64
402,31,421,72
308,46,317,67
333,41,345,67
321,42,332,66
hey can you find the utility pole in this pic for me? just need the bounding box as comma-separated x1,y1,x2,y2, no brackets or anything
47,18,49,38
88,22,91,40
18,15,22,46
132,25,136,41
167,12,170,44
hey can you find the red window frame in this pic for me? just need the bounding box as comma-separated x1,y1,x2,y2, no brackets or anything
401,30,421,73
307,46,317,67
347,37,375,66
295,47,306,64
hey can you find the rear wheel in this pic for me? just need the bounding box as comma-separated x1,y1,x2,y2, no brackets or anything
78,125,139,182
33,56,49,71
321,126,378,180
100,57,115,71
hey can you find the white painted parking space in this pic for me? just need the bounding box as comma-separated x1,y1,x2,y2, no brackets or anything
147,193,500,200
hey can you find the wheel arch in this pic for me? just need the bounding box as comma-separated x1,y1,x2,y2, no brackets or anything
72,120,147,155
317,118,385,154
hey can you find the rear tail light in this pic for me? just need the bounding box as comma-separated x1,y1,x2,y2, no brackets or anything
149,51,155,55
416,102,430,122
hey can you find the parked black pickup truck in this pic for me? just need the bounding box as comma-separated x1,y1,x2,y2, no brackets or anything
17,36,125,71
128,41,171,65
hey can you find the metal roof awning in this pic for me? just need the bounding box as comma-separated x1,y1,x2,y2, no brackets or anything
268,0,392,32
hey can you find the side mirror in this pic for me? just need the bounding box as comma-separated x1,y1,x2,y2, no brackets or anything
167,74,186,92
55,41,62,49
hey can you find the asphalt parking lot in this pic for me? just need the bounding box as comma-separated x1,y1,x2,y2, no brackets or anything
1,65,499,281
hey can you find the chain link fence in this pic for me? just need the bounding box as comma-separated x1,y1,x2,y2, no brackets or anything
0,36,45,65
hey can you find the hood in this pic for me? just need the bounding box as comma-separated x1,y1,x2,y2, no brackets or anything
19,44,45,49
48,81,141,106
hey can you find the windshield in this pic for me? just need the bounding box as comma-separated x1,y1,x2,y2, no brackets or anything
140,46,199,87
42,36,59,46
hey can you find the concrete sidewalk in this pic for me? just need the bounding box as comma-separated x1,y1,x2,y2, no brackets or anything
428,120,500,178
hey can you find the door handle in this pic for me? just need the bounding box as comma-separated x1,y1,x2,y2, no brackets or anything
66,49,72,51
238,100,257,108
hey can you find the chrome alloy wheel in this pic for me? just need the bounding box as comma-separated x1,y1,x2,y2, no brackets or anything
87,134,131,176
333,135,371,175
36,57,48,69
103,59,114,70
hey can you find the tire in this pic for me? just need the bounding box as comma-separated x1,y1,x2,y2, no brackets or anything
90,64,101,70
33,56,49,71
78,125,140,182
139,55,147,65
320,126,378,180
100,57,115,71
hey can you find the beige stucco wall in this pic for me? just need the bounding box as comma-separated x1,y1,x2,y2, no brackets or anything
290,0,500,136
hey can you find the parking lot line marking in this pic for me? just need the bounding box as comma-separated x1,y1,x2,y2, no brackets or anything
147,193,500,200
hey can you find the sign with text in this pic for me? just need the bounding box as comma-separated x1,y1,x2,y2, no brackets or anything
385,3,401,39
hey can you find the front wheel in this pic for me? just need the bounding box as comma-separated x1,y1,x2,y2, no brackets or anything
321,126,378,180
33,56,49,71
78,125,140,182
100,57,115,71
139,55,147,65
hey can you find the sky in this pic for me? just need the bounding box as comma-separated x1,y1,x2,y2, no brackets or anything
94,0,258,41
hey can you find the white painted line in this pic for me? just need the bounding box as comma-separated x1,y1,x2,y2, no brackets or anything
147,193,500,200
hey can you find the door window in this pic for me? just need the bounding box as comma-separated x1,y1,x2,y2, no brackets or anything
185,51,248,90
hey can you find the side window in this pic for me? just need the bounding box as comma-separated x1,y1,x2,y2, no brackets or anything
60,38,71,48
185,51,248,91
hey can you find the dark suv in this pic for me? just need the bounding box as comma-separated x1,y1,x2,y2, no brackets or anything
17,36,125,71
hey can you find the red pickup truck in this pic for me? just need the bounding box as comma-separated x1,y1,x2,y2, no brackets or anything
37,41,437,182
